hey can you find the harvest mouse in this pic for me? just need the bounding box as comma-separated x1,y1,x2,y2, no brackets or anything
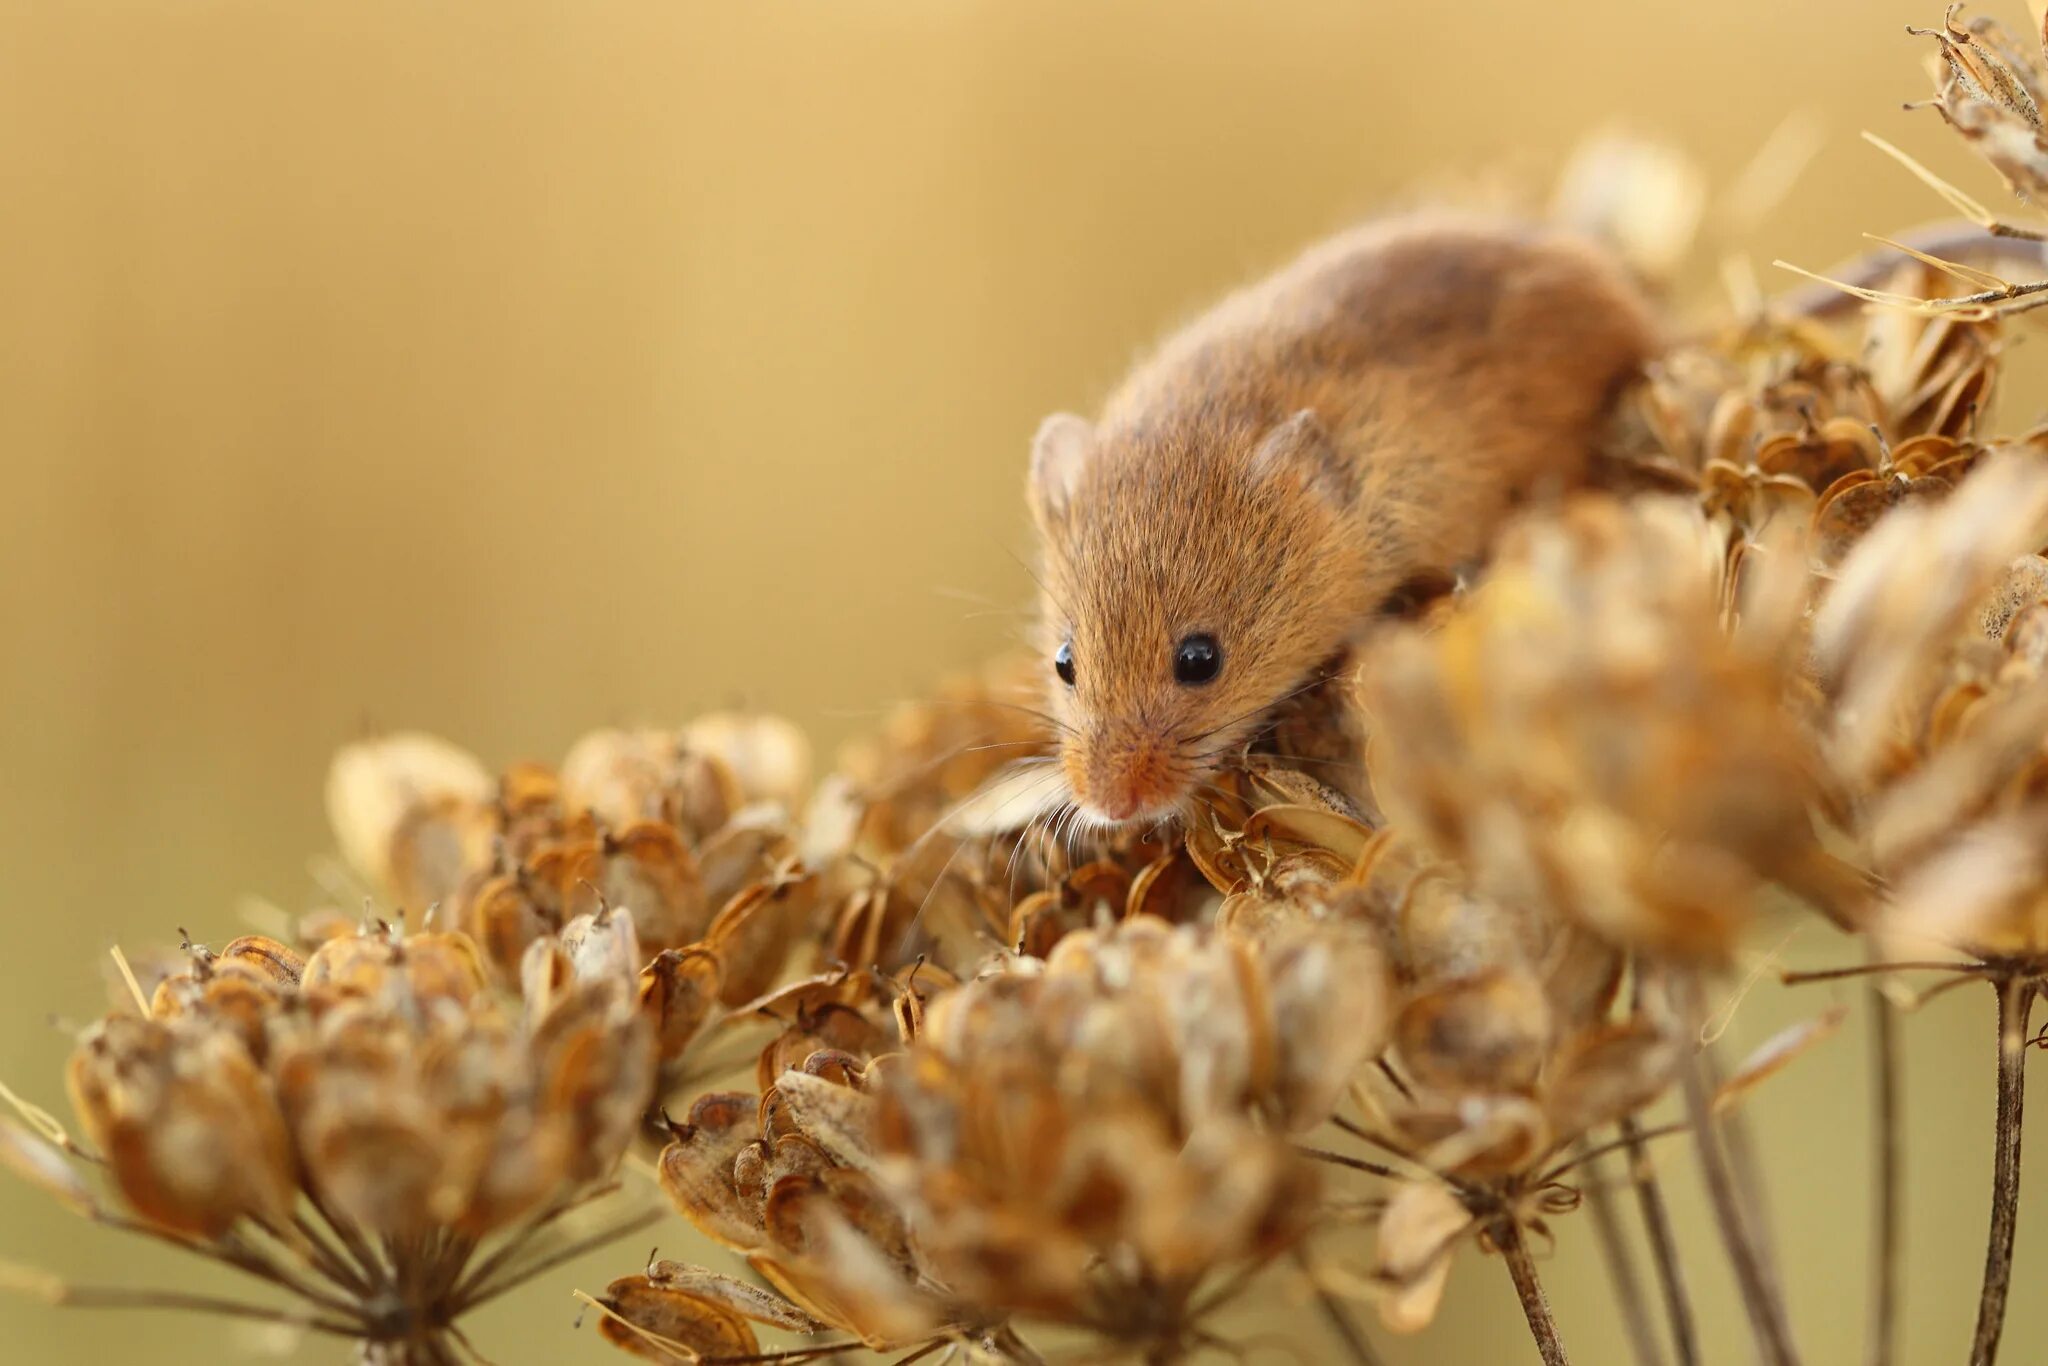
1025,212,1660,826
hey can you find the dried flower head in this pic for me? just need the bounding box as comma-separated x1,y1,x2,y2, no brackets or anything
875,918,1378,1349
593,914,1386,1364
1807,454,2048,963
1608,268,2003,550
327,720,824,1073
1912,3,2048,201
1360,495,1845,959
7,912,659,1365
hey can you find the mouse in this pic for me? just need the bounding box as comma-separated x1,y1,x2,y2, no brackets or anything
1024,212,1661,827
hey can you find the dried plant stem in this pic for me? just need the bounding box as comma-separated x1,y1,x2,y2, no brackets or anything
1969,975,2034,1366
360,1337,463,1366
1701,1041,1783,1291
1622,1116,1699,1366
1577,1142,1666,1366
1493,1216,1569,1366
1681,1047,1801,1366
38,1284,359,1337
1866,977,1902,1366
1292,1246,1388,1366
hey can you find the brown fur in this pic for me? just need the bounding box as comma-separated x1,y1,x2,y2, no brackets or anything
1027,212,1660,823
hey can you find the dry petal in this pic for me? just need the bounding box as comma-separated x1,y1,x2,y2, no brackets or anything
0,1120,94,1216
658,1092,768,1250
596,1274,760,1361
1374,1179,1471,1334
643,1260,821,1332
1714,1008,1848,1114
326,734,494,909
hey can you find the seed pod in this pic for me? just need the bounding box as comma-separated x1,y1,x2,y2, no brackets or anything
66,1017,297,1239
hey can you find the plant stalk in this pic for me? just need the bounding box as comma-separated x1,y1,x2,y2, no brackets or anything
1865,976,1902,1366
1701,1038,1784,1290
1682,1044,1801,1366
1578,1139,1666,1366
1622,1115,1699,1366
1494,1216,1570,1366
1294,1249,1388,1366
1969,975,2033,1366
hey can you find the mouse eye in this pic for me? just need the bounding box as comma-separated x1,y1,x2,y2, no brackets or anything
1054,640,1077,687
1173,633,1222,686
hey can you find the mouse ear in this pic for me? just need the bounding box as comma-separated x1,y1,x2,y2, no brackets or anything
1251,409,1354,509
1028,412,1096,529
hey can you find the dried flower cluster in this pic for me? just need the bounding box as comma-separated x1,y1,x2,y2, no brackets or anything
19,8,2048,1366
2,910,657,1365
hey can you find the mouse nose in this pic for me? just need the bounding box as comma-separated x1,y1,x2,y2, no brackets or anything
1093,789,1142,823
1075,725,1183,824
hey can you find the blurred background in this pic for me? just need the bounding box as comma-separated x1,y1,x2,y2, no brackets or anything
3,1,2047,1361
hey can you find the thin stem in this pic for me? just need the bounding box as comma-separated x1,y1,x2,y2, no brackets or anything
1493,1216,1569,1366
91,1214,362,1320
292,1210,377,1297
1296,1145,1404,1180
1969,975,2033,1366
1542,1120,1692,1184
49,1285,361,1337
1701,1041,1784,1295
1622,1116,1699,1366
1577,1141,1666,1366
1682,1044,1801,1366
1292,1246,1388,1366
457,1207,664,1311
1866,976,1902,1366
447,1194,592,1304
1781,960,1982,986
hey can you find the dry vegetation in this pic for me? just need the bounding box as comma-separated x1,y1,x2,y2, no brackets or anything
16,6,2048,1364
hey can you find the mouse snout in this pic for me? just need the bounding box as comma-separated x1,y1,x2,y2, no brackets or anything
1066,720,1190,824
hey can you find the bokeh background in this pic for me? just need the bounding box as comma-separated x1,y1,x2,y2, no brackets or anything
5,1,2048,1361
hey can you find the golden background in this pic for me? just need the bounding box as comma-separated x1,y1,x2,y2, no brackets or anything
3,1,2046,1361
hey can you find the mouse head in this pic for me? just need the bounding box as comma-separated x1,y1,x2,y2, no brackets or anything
1026,407,1372,826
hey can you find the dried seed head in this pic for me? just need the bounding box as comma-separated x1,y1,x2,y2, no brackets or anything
13,907,661,1361
65,1016,299,1239
1361,495,1833,958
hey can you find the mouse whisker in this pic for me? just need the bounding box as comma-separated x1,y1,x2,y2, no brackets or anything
889,756,1060,894
1007,796,1071,918
1244,751,1369,776
1181,672,1340,748
958,741,1058,757
976,699,1079,739
896,762,1070,962
1007,548,1078,625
